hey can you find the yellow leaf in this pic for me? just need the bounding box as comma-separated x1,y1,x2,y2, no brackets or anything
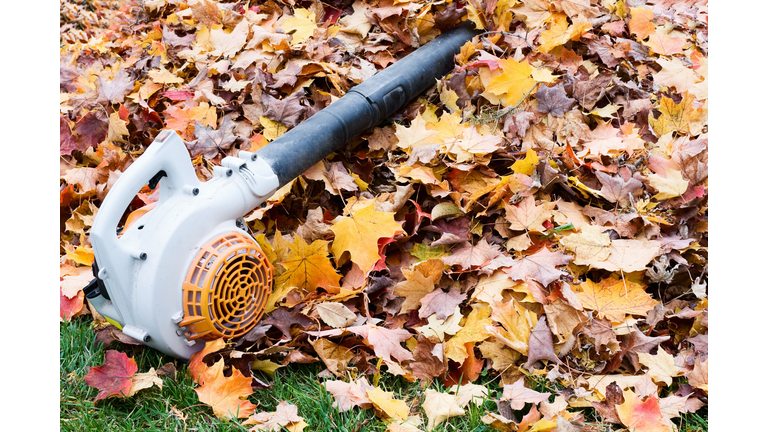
539,13,590,53
260,116,286,141
281,9,317,46
107,112,129,143
638,351,684,387
560,224,612,265
127,368,163,397
251,359,282,378
648,169,689,200
209,20,249,58
65,244,94,266
511,148,539,176
531,67,557,83
394,114,440,151
275,236,341,294
485,59,536,107
393,266,437,313
445,305,492,364
422,389,465,429
440,87,461,112
490,300,537,355
366,387,409,420
148,66,184,84
576,277,658,323
330,204,403,274
649,92,705,137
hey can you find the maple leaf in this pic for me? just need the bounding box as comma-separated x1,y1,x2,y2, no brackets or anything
615,390,672,432
408,334,448,378
490,299,537,355
83,350,138,401
501,377,551,410
275,236,340,296
503,247,572,286
652,58,699,93
592,239,662,273
209,20,248,58
485,58,536,107
74,111,109,150
195,359,257,419
445,305,492,364
393,266,437,313
442,239,507,272
643,29,685,56
423,389,465,429
261,308,313,338
534,83,575,117
629,7,655,39
596,171,643,207
188,338,227,385
366,387,409,420
281,9,317,46
242,401,307,431
576,277,658,323
323,377,374,412
648,169,689,200
414,306,463,341
127,368,163,397
649,93,705,137
591,382,625,423
187,117,238,158
560,224,611,266
638,350,684,387
538,13,591,53
262,90,306,128
60,287,85,322
350,324,414,363
330,204,403,274
450,126,503,161
309,338,354,377
418,288,466,320
504,195,556,232
97,68,135,105
339,1,374,38
394,114,440,151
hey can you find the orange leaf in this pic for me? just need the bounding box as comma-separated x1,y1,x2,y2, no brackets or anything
194,359,257,419
576,277,658,323
188,338,227,385
616,390,672,432
629,7,655,39
83,350,138,401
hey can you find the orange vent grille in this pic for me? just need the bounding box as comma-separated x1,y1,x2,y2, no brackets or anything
179,231,273,341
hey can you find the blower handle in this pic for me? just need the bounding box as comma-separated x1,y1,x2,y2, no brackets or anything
91,131,199,264
254,24,479,187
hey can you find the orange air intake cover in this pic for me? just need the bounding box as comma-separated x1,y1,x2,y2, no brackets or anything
178,231,273,340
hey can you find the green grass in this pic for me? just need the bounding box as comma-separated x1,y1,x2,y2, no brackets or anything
60,315,495,431
61,315,706,431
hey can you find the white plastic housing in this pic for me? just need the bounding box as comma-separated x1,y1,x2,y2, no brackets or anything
89,131,279,359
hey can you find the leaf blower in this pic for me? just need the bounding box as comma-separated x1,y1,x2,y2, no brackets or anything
85,25,479,359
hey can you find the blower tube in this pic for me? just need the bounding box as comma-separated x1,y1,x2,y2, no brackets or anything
254,24,479,187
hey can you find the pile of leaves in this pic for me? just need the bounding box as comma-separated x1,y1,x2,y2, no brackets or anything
60,0,708,430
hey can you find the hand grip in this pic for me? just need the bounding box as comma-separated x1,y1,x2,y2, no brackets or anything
91,131,199,263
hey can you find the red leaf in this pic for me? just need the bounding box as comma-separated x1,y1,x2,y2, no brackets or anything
74,111,109,150
83,350,138,401
60,116,79,155
60,286,84,321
